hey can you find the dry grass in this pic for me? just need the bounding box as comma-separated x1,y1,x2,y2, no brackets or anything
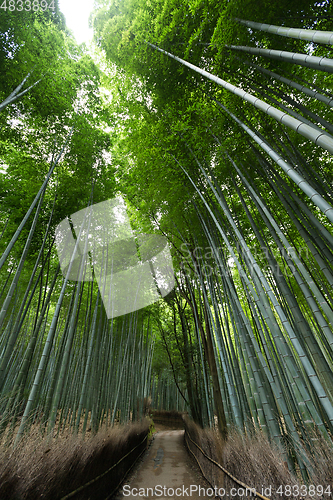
306,433,333,487
0,418,151,500
222,429,298,499
183,416,224,488
2,412,332,500
184,418,333,500
222,429,333,499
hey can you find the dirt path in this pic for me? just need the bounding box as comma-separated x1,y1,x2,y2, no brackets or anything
116,430,212,499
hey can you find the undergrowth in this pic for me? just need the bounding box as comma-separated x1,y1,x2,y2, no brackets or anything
0,418,150,500
184,417,333,500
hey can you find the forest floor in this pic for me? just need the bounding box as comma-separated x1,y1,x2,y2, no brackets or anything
114,426,212,499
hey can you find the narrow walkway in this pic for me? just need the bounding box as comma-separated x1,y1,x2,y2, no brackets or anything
118,430,211,499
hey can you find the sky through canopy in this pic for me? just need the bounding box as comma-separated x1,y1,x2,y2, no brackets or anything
58,0,94,45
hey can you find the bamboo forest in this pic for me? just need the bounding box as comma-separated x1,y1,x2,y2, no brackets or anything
1,0,333,498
